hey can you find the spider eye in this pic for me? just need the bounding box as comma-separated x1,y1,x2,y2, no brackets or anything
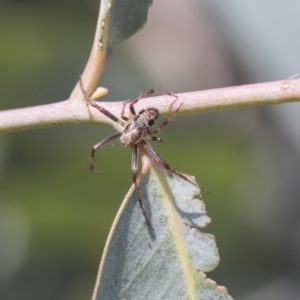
148,119,155,126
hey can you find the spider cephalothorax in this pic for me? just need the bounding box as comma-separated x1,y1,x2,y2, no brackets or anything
120,108,159,146
79,78,201,230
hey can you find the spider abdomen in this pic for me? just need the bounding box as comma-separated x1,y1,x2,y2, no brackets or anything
119,108,159,146
120,124,145,146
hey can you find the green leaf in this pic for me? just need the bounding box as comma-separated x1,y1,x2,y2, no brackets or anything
92,167,232,300
107,0,152,58
99,0,153,61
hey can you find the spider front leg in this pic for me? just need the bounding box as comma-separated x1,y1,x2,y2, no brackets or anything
79,77,125,127
132,145,154,231
148,102,183,135
90,132,122,172
121,89,178,120
121,89,157,119
120,90,155,120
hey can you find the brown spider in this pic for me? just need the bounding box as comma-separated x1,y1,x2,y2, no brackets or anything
79,78,201,230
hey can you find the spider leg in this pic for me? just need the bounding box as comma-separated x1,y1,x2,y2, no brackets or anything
148,102,183,135
79,77,125,127
90,132,122,172
120,90,158,121
142,140,207,192
146,136,163,143
132,145,154,231
124,89,178,118
120,101,129,121
128,89,156,117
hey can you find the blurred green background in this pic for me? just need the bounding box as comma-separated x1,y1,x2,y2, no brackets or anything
1,0,300,299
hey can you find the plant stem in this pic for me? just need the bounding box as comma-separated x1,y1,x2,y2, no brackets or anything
1,79,300,133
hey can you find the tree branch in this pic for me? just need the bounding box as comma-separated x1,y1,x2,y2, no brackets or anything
1,78,300,133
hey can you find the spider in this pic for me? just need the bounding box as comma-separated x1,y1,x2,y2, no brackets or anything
79,78,202,230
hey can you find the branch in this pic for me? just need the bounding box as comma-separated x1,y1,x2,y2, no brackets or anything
1,78,300,133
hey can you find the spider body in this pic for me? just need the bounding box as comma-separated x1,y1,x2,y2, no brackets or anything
79,78,201,231
120,108,159,146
